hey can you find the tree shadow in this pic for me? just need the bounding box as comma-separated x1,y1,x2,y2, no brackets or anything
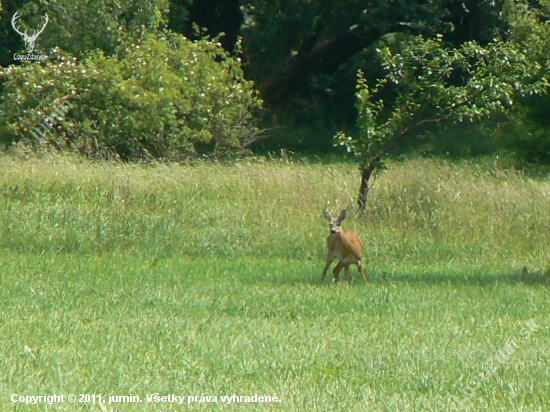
376,268,549,287
259,268,549,287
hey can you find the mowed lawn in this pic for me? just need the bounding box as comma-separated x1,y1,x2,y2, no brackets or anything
0,154,548,411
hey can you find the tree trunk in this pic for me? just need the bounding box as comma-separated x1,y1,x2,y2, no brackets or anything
356,118,446,215
357,164,374,215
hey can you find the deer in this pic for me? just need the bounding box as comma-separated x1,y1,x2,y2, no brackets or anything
321,209,369,283
11,11,49,54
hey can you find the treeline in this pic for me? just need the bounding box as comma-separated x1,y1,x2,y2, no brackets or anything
0,0,549,163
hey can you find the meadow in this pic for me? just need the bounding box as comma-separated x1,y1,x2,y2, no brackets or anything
0,153,548,411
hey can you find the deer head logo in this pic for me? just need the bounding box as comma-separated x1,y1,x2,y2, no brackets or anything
11,11,49,54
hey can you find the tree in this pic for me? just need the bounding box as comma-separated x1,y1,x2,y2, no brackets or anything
336,26,549,214
240,0,508,108
236,0,512,154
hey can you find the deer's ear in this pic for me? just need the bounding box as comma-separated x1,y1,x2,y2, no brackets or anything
337,209,347,223
323,210,332,221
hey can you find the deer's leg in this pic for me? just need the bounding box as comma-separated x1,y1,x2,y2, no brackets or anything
332,261,344,283
358,260,369,283
344,264,351,283
321,256,334,282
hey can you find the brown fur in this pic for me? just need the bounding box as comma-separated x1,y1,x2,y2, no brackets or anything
321,209,369,283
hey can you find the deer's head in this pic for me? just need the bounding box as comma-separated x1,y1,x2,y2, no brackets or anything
323,209,347,236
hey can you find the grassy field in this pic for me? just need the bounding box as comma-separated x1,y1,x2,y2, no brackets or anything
0,154,548,411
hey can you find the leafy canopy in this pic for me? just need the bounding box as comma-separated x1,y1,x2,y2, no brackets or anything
337,32,549,165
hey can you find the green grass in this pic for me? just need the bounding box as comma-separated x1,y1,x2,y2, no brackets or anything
0,154,548,411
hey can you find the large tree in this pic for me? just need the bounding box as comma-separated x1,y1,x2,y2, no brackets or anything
239,0,508,108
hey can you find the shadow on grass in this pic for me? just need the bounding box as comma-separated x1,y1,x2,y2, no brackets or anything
258,268,549,287
376,269,549,287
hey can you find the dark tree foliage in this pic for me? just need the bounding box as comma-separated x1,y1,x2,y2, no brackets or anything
241,0,510,108
187,0,242,52
235,0,514,154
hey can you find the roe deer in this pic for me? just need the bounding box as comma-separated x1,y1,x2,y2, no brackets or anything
321,209,368,283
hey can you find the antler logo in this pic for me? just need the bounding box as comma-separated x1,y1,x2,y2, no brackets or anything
11,11,49,54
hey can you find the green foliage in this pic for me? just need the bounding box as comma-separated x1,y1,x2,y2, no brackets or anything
241,0,502,87
492,101,550,164
411,120,501,158
495,0,550,164
9,0,169,58
4,0,550,162
337,32,549,167
242,0,511,155
0,33,262,160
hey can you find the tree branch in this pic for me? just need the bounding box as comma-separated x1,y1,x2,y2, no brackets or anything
357,116,452,214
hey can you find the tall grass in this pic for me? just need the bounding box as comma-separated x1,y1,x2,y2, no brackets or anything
1,154,549,271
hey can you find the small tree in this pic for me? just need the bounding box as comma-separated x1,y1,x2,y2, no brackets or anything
337,27,549,214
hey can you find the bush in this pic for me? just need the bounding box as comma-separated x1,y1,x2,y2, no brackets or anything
0,33,262,160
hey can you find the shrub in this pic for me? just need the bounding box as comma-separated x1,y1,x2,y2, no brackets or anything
0,33,262,160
